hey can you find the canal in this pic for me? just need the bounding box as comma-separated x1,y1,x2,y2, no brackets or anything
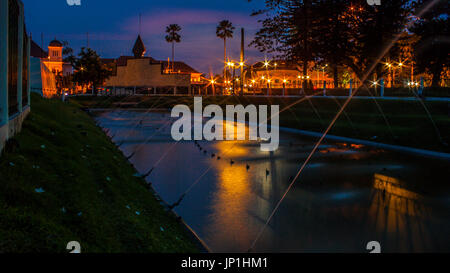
95,110,450,253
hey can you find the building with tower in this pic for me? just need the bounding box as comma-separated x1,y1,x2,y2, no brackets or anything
103,35,205,95
29,38,73,97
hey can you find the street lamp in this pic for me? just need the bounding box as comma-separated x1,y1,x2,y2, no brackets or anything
251,79,256,95
226,62,236,94
210,79,216,96
385,62,393,87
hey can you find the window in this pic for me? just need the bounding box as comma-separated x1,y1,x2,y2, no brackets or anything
8,0,19,116
22,28,28,107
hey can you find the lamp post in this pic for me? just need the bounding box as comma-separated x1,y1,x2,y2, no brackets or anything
211,79,216,96
231,63,236,95
227,61,236,95
264,60,269,85
263,60,270,96
251,79,256,96
386,62,394,88
239,61,245,96
240,28,245,96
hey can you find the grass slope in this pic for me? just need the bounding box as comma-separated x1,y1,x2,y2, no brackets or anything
0,94,199,253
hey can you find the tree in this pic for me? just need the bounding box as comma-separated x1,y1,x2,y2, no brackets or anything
70,48,113,95
55,71,73,95
352,0,411,84
251,0,319,89
165,24,182,71
61,40,74,62
216,20,235,81
314,0,354,88
251,0,411,87
411,0,449,87
394,32,419,84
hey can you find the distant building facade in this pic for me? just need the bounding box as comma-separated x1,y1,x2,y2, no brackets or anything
30,39,72,97
244,60,361,95
41,39,73,76
103,35,204,95
1,0,31,153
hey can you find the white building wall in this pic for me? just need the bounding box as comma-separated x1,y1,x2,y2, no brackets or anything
1,0,30,154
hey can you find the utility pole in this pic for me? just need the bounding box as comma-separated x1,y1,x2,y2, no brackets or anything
240,28,245,96
41,33,44,52
139,14,142,35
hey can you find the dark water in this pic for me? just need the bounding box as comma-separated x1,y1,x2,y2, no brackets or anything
95,110,450,253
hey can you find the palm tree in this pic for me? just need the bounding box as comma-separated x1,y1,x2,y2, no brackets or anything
165,24,182,71
216,20,235,81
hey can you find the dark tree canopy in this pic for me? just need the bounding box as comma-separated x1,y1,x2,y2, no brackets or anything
216,20,235,40
70,48,113,94
251,0,413,85
411,0,450,87
165,24,182,43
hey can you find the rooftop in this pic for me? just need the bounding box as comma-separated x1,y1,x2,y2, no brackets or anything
30,40,48,58
49,39,63,47
162,61,200,74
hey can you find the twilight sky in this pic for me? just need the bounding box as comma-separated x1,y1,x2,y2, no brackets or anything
22,0,267,74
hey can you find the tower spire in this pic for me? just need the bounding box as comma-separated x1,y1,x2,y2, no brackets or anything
132,35,146,58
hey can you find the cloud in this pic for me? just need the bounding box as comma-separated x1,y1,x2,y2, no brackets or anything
121,9,260,35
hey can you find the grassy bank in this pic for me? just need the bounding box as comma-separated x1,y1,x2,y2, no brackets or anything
71,95,450,153
0,93,199,253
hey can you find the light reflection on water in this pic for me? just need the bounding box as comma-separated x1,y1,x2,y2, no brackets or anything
96,110,450,253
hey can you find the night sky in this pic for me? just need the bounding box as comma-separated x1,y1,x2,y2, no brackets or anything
22,0,266,74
